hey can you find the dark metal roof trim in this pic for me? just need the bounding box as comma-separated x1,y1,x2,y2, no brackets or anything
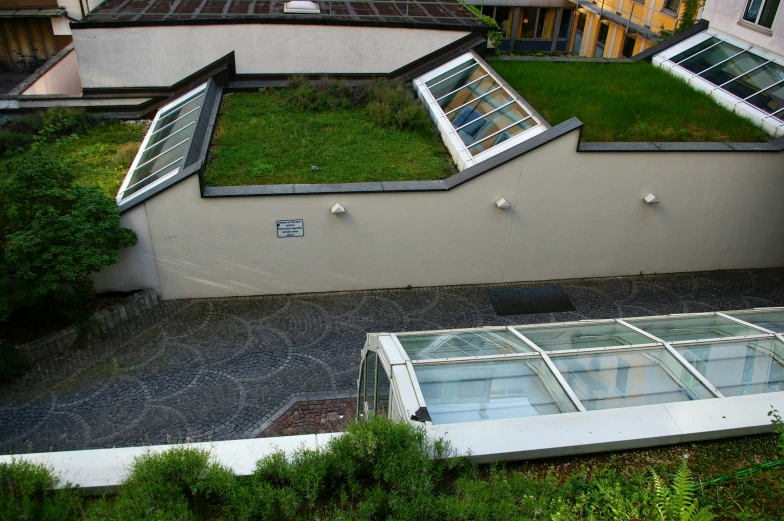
632,19,710,62
0,7,65,18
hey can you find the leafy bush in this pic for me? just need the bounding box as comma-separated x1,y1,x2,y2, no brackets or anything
284,77,363,113
366,80,431,132
464,4,502,54
0,459,82,521
0,108,99,156
0,152,137,323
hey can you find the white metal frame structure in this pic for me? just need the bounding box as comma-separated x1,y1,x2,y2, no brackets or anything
117,82,209,205
359,307,784,461
414,51,547,171
653,29,784,138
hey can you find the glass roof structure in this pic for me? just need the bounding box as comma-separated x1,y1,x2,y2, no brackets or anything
360,307,784,425
414,52,547,170
653,29,784,138
117,82,209,205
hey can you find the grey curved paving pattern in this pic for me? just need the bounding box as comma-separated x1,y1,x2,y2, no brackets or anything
2,268,784,454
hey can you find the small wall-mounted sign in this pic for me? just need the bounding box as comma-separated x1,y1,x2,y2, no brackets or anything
276,219,304,238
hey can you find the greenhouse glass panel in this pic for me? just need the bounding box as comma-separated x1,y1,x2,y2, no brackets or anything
398,330,534,361
118,82,208,203
698,52,769,86
726,310,784,333
723,61,784,100
550,349,714,410
677,41,744,75
516,323,653,351
414,53,546,170
670,37,721,63
413,359,577,424
626,315,766,342
745,83,784,115
675,339,784,396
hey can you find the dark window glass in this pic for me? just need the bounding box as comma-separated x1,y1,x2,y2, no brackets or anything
536,8,556,38
559,9,573,38
670,37,721,63
744,0,781,28
663,0,681,12
746,83,784,114
622,35,636,58
725,62,784,100
495,6,511,36
517,7,537,38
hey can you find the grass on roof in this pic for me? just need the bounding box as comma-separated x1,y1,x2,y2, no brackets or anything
205,90,455,186
490,60,770,142
0,121,145,198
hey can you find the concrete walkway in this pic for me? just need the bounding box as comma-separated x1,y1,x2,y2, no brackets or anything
2,269,783,454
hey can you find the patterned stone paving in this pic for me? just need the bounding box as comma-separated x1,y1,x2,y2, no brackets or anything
1,268,784,454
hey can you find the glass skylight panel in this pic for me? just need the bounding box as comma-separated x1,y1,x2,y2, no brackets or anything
516,323,653,351
398,330,533,361
627,315,767,342
118,82,208,203
746,83,784,116
413,359,577,424
414,53,546,170
550,349,714,410
698,52,769,87
670,37,721,63
675,339,784,396
723,61,784,100
726,310,784,333
678,41,744,75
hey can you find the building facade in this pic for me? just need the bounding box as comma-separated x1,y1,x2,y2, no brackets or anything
701,0,783,55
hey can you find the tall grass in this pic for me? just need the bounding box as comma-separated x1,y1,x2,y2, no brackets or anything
490,61,770,142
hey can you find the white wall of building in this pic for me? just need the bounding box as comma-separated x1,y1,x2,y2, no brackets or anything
93,203,161,294
702,0,784,56
71,25,472,88
23,49,82,96
104,128,784,300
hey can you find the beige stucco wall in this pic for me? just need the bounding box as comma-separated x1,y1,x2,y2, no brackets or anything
71,25,471,89
702,0,784,56
112,129,784,300
23,49,82,96
92,203,160,294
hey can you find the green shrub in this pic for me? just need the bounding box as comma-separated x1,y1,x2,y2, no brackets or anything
0,459,81,521
366,80,431,132
0,152,137,322
1,108,99,156
284,77,363,112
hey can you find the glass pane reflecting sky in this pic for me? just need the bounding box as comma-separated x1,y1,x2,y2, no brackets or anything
399,330,533,360
517,322,653,351
627,315,766,342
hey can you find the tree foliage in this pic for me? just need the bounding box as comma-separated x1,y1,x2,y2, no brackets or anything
0,152,136,321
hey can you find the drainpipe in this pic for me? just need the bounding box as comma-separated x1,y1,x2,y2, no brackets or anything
78,0,86,19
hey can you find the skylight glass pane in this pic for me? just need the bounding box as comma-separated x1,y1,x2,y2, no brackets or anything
677,41,744,75
675,339,784,396
745,83,784,114
439,76,498,112
413,359,577,424
516,323,654,352
726,310,784,333
698,51,769,86
670,37,721,63
448,88,509,127
429,62,484,99
456,103,530,146
119,83,207,202
425,60,474,88
399,330,533,360
626,315,767,342
468,118,536,156
550,349,713,410
724,61,784,99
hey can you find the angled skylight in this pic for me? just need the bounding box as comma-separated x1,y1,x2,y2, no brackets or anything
414,53,547,170
117,82,208,204
653,29,784,138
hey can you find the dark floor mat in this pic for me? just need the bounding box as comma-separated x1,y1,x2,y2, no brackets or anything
487,286,576,316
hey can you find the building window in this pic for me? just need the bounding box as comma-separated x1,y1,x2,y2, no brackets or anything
663,0,681,13
536,8,557,38
743,0,781,29
594,23,609,57
572,11,587,54
559,9,573,39
622,34,636,58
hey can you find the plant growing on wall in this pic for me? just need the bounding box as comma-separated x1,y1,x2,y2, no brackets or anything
0,153,137,322
463,4,502,55
677,0,705,32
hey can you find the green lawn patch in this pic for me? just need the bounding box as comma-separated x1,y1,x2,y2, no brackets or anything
490,60,770,142
205,90,454,186
0,121,145,198
2,416,783,520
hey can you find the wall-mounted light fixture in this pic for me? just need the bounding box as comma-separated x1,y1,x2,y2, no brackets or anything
496,198,511,209
643,193,659,204
331,202,346,214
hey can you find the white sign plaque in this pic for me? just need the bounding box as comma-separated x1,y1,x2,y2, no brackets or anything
276,219,304,238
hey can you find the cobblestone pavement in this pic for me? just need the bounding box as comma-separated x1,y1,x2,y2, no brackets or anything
2,269,784,454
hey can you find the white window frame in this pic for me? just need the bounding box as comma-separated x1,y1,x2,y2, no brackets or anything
740,0,780,31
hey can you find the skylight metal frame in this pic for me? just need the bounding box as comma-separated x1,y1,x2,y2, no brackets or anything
413,52,547,171
360,307,784,425
653,28,784,137
117,82,209,205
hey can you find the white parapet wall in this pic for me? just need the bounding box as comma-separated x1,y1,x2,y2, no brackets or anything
95,125,784,299
70,24,472,89
23,48,83,96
